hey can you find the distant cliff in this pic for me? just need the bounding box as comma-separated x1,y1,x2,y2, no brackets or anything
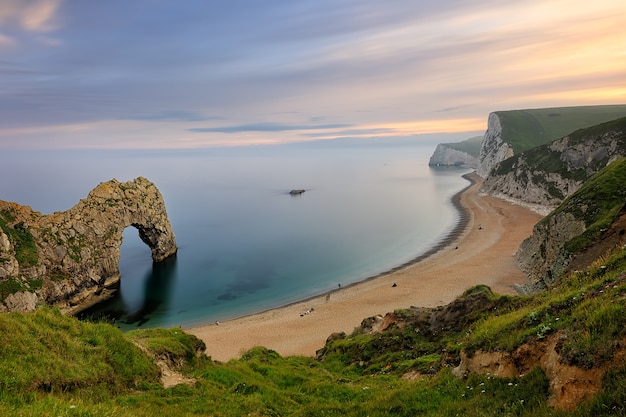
429,136,482,168
0,177,177,314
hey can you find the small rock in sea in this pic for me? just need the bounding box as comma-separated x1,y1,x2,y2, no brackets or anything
289,189,305,195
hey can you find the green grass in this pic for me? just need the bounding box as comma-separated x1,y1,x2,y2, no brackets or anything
1,244,626,416
0,308,160,395
468,248,626,367
496,104,626,153
127,327,207,368
549,157,626,253
0,209,39,268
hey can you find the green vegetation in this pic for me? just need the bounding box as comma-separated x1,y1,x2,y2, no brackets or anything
1,248,626,415
442,135,483,157
0,309,160,402
545,157,626,254
469,248,626,367
0,277,24,300
0,277,43,300
496,104,626,153
127,327,206,367
0,209,39,268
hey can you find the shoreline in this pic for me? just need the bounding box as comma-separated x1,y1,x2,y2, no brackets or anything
256,171,477,314
188,173,543,362
191,172,476,325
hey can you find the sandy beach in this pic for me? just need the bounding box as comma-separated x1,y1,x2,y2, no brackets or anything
188,174,543,362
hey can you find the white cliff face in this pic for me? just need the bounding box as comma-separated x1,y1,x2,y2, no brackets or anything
476,113,514,178
481,127,626,214
428,144,478,168
480,159,579,215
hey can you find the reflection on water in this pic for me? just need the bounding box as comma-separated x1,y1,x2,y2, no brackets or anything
80,255,178,328
125,254,178,326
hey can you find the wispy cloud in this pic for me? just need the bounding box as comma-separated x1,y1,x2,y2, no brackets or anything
120,111,222,123
1,0,625,149
190,122,352,134
0,0,62,31
302,128,396,138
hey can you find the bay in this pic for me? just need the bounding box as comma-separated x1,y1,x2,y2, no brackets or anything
0,138,472,328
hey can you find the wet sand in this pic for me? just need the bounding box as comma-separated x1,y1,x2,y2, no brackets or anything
187,173,543,362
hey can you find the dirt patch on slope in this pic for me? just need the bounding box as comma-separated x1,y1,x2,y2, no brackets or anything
455,334,626,410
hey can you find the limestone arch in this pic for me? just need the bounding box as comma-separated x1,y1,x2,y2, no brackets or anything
35,177,177,313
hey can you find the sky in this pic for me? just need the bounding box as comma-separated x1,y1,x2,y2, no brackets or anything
1,0,625,150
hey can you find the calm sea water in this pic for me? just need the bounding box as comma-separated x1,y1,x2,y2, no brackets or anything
0,138,471,328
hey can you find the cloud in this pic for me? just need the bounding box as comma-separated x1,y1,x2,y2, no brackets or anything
1,0,625,149
120,111,223,123
0,0,62,31
0,34,14,46
301,128,396,138
189,122,353,134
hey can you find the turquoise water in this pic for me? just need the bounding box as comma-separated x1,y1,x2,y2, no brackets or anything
0,139,471,328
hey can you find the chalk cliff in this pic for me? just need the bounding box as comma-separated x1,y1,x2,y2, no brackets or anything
428,144,478,168
515,157,626,293
481,117,626,214
476,113,513,178
0,177,177,314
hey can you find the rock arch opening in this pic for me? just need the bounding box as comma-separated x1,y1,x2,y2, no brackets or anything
0,177,177,314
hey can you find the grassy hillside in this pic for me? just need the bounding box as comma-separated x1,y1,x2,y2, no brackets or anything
551,157,626,254
496,104,626,153
441,135,483,157
1,245,626,415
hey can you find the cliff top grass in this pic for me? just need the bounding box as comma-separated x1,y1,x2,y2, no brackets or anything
496,104,626,154
1,245,626,415
441,135,483,157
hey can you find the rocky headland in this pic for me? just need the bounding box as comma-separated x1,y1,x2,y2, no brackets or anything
428,135,482,168
428,143,478,168
0,177,177,314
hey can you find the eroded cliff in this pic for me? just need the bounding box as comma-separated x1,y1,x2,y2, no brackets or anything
515,158,626,292
0,177,177,314
481,117,626,214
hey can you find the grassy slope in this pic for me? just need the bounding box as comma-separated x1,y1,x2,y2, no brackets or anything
496,104,626,153
441,135,483,157
1,249,625,415
552,157,626,253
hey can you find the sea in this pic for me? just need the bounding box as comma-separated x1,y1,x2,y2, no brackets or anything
0,137,473,329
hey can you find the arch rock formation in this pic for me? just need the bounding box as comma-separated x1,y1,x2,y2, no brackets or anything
0,177,177,314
